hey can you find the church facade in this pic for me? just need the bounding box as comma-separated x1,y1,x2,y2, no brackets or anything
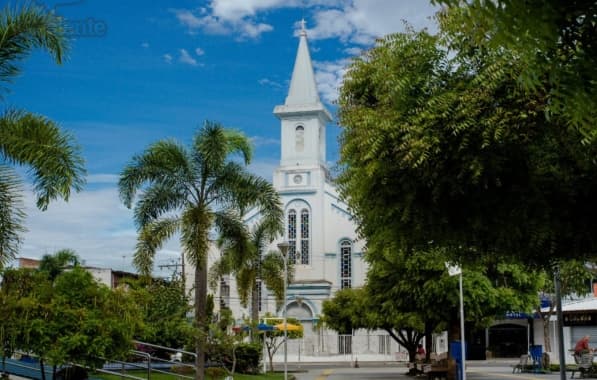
219,26,367,341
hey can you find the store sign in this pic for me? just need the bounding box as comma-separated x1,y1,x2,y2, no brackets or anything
564,312,597,326
505,311,535,319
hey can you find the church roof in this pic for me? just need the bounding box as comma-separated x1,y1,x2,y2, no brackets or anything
285,20,321,106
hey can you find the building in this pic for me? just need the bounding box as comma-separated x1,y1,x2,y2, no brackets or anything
17,257,137,289
214,22,368,351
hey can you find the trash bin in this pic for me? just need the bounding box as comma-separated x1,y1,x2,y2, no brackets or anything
450,341,466,380
529,345,543,371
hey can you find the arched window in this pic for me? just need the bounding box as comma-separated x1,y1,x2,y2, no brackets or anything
288,210,297,264
340,240,352,289
300,209,310,264
295,126,304,152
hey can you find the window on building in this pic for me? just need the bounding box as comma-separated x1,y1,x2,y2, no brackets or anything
288,210,297,264
340,239,352,289
220,278,230,309
295,125,304,152
300,209,310,265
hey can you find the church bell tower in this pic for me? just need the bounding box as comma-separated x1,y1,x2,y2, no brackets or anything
273,21,332,191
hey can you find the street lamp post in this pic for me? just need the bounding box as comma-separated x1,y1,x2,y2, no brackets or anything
277,241,290,380
446,263,466,380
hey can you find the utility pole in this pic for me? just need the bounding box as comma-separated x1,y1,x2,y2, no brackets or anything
159,258,184,280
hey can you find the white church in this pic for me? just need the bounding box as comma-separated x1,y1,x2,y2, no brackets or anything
212,24,368,352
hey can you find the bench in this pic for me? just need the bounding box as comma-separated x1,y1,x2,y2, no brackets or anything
568,352,595,378
423,364,448,380
512,354,530,373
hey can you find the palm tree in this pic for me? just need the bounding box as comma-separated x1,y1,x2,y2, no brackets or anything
0,3,86,268
210,218,287,343
38,248,80,281
118,121,283,380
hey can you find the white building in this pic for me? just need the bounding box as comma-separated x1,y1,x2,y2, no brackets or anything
215,24,368,348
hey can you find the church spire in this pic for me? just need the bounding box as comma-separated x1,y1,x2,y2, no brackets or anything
285,19,320,106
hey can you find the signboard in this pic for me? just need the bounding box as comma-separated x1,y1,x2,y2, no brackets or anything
563,312,597,326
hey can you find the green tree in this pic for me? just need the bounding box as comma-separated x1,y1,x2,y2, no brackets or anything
118,121,283,380
534,260,592,352
44,268,140,370
0,267,141,380
323,249,540,364
38,249,80,281
0,268,50,376
433,1,597,133
210,217,286,342
337,20,597,271
0,3,86,267
130,277,193,351
260,314,303,372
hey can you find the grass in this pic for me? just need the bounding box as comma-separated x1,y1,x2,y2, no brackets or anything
92,369,291,380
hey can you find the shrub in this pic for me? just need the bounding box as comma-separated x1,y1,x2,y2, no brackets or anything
233,343,261,374
205,367,227,379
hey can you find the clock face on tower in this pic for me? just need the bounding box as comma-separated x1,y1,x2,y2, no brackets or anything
293,174,303,184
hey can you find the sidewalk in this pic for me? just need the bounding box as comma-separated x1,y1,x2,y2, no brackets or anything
292,360,567,380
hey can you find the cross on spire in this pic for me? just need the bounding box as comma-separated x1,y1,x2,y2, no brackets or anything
300,18,307,36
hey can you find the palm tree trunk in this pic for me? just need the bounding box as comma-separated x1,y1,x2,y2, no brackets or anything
250,281,259,343
194,255,208,380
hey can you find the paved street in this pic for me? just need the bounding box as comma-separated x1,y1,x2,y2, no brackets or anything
292,360,569,380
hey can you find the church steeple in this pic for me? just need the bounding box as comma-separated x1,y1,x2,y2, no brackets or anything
274,21,332,173
285,19,321,106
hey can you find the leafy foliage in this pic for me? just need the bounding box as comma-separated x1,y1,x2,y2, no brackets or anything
210,217,286,341
433,1,597,133
337,19,597,269
323,250,540,361
0,267,141,370
130,277,193,352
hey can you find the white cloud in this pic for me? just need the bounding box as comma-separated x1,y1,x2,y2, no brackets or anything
163,53,173,64
258,78,282,88
308,0,438,44
251,135,280,147
18,185,181,275
314,59,350,104
179,49,198,66
195,47,205,56
141,42,150,48
172,1,437,42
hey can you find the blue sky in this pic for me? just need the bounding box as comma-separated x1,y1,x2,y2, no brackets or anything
8,0,438,274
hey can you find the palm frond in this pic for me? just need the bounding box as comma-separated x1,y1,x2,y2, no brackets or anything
235,266,255,307
214,165,283,235
208,257,231,291
0,109,85,210
222,128,252,165
260,250,288,303
193,121,254,179
193,121,229,178
134,182,188,227
214,209,254,267
119,139,191,208
134,217,180,275
180,206,212,269
0,165,25,268
0,2,68,92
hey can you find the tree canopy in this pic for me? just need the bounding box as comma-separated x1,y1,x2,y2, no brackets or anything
337,17,597,268
433,1,597,133
0,267,141,375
